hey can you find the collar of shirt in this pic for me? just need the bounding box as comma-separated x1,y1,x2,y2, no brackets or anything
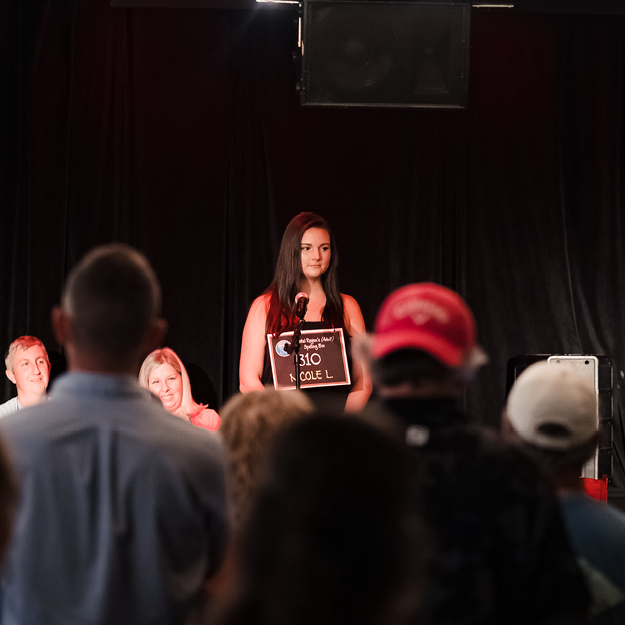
49,371,145,401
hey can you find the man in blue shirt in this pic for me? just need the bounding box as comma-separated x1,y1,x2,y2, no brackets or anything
0,244,228,625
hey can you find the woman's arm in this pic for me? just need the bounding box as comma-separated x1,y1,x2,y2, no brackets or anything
239,295,269,393
342,294,372,412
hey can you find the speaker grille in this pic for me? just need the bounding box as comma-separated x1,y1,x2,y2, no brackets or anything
300,1,470,108
507,355,614,481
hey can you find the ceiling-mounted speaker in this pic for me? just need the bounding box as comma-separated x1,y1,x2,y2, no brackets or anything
298,0,470,109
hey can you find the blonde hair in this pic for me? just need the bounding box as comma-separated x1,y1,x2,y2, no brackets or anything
138,348,206,418
5,336,49,372
220,389,313,528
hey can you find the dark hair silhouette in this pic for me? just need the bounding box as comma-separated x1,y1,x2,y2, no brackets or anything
62,243,161,359
372,349,452,388
265,213,344,336
211,413,422,625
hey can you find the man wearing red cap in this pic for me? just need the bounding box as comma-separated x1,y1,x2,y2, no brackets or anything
365,283,590,625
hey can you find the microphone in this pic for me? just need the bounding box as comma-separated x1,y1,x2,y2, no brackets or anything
294,292,309,319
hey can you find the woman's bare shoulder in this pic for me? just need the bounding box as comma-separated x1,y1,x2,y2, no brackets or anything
341,293,361,313
341,292,357,303
248,293,271,316
340,293,365,334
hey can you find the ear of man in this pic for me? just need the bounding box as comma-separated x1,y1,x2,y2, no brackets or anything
52,306,72,348
140,318,168,358
5,370,15,385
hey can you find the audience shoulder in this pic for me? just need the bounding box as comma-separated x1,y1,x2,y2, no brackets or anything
0,400,55,437
137,391,229,490
449,424,553,497
341,293,364,334
144,400,226,462
125,399,227,519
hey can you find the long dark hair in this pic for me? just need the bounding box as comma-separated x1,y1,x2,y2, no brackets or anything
265,213,344,336
209,413,422,625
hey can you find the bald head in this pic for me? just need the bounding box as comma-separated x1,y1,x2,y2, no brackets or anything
55,244,165,372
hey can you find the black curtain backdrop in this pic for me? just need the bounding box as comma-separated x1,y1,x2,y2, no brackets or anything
2,1,625,496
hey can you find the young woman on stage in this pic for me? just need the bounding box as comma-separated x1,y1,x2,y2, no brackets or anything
239,212,371,411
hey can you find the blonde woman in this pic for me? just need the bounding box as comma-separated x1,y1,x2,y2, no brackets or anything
139,348,220,431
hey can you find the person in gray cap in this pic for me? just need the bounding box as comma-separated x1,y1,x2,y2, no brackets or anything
363,282,590,625
505,361,625,625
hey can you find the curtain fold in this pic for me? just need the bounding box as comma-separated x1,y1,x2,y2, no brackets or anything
1,2,624,492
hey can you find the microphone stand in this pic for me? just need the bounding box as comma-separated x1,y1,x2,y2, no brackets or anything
290,316,305,390
288,297,307,390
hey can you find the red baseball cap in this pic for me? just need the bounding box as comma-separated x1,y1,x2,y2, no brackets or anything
371,283,478,368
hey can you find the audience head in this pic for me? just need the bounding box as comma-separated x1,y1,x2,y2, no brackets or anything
53,243,165,372
139,347,204,418
219,389,313,528
504,362,598,482
5,336,50,406
364,283,486,396
215,413,421,625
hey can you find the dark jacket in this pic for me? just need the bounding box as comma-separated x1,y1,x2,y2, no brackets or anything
381,396,591,625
